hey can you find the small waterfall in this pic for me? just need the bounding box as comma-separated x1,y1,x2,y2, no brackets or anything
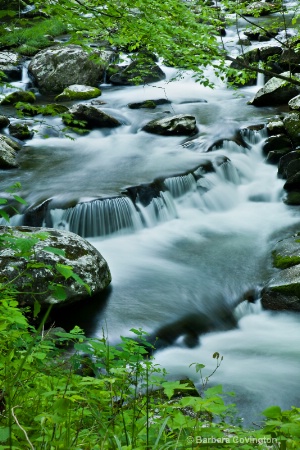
241,127,268,145
136,191,178,227
215,160,241,185
62,197,143,238
256,62,265,88
164,173,197,198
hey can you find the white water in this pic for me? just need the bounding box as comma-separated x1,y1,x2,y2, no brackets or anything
1,8,300,424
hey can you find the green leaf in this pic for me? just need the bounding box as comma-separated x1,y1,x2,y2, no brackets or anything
50,284,67,301
12,194,27,205
262,405,282,419
43,247,66,257
0,199,7,205
0,210,10,222
0,427,10,443
34,300,41,318
56,264,73,279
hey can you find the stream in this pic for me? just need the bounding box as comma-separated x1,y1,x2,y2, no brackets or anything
1,2,300,426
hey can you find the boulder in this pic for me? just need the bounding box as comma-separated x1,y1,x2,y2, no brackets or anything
249,72,300,106
8,122,34,140
142,114,198,136
283,172,300,192
242,1,281,16
261,235,300,311
283,112,300,147
288,95,300,111
55,85,102,102
0,115,10,128
64,104,121,129
267,118,285,135
0,135,21,169
0,51,22,81
0,226,112,307
28,45,105,94
110,59,166,85
0,90,36,106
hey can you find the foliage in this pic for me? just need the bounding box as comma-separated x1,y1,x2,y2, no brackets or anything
0,18,67,55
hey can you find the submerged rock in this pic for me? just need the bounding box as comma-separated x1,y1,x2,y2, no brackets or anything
55,84,102,102
142,114,198,136
128,98,171,109
0,135,21,168
0,226,112,307
28,45,105,94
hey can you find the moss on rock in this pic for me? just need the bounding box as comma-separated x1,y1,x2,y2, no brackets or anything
55,85,102,102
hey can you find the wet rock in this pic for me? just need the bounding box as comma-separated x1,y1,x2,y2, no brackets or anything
237,38,251,46
248,72,300,106
142,114,197,136
284,172,300,192
55,84,102,102
128,98,171,109
0,226,112,307
28,45,105,94
0,134,21,168
283,112,300,147
0,90,36,106
64,104,121,129
110,59,166,85
0,51,22,81
9,122,34,140
0,115,10,128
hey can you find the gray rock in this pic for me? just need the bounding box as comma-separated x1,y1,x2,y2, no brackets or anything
0,135,21,168
142,114,198,136
267,118,285,135
0,226,111,307
0,51,22,81
242,1,281,16
110,59,166,85
28,45,105,94
64,104,121,129
262,134,293,157
249,72,300,106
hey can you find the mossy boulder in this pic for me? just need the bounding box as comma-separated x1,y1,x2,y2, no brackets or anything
283,112,300,147
110,59,166,86
128,99,171,109
8,123,34,140
262,235,300,310
55,85,102,102
142,114,198,136
288,95,300,111
0,226,112,307
0,90,36,106
0,135,21,169
278,151,300,178
262,134,293,164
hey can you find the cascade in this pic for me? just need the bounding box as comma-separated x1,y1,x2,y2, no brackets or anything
164,173,197,198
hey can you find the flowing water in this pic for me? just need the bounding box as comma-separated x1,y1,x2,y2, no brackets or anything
1,4,300,425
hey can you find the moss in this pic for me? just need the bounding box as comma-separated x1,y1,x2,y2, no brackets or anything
271,283,300,298
55,87,101,102
284,192,300,205
272,251,300,269
1,91,36,106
